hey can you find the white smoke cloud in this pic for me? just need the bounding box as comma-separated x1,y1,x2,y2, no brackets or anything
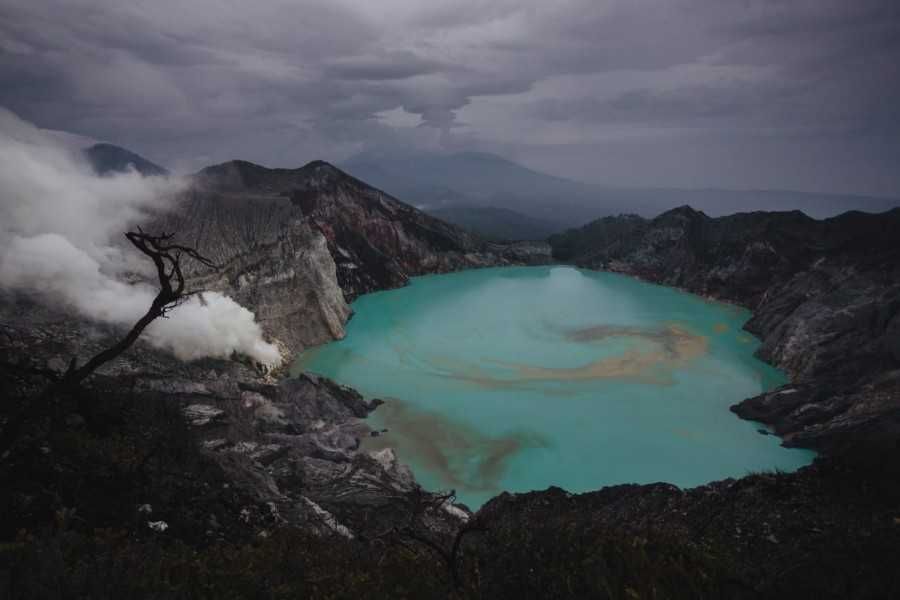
0,107,282,366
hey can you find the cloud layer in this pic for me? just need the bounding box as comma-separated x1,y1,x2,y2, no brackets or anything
0,0,898,195
0,108,281,366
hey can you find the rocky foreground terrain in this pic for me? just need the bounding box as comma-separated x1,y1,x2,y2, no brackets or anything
1,155,899,597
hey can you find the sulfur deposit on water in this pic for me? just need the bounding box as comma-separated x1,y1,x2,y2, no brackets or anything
504,325,708,384
428,325,709,387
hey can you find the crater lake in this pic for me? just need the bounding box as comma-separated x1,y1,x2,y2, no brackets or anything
295,266,815,508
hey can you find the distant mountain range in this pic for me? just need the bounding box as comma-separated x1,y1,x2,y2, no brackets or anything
341,150,900,235
340,151,589,228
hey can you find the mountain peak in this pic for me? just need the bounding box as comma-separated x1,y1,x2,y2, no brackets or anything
193,158,373,197
83,143,168,177
301,159,337,170
657,205,707,220
195,159,272,190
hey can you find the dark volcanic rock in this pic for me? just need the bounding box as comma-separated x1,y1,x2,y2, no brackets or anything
472,449,900,598
549,206,900,450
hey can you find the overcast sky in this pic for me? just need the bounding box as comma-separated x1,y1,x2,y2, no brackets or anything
1,0,898,195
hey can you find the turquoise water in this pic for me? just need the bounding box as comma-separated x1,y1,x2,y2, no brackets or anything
296,266,814,508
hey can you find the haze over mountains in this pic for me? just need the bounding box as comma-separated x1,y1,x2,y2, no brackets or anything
86,142,900,241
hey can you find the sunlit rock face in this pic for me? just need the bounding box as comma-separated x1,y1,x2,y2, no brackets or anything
297,266,814,508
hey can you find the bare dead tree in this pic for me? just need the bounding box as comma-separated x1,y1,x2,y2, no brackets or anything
0,229,216,460
58,228,216,387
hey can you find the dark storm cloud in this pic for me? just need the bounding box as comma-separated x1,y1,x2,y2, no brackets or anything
528,1,899,126
0,0,897,194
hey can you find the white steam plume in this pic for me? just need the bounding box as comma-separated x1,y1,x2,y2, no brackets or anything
0,107,281,366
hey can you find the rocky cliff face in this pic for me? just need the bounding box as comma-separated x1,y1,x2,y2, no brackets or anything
549,206,900,450
152,189,351,356
157,160,550,356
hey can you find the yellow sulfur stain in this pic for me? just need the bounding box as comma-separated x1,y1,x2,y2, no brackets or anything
429,324,709,388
